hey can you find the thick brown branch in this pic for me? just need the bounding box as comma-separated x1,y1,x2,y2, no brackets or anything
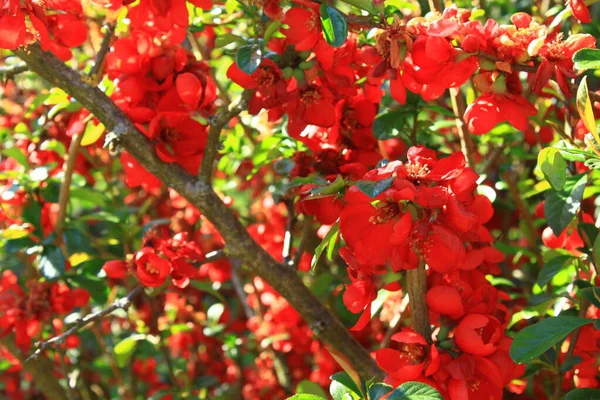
16,43,383,381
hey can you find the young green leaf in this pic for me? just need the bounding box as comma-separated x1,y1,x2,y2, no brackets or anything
38,246,66,281
576,77,599,144
287,395,326,400
311,222,339,270
320,4,348,48
236,45,262,75
573,48,600,71
538,147,567,190
536,255,573,287
356,177,395,198
386,381,443,400
564,388,600,400
368,382,393,400
544,174,587,236
510,316,592,364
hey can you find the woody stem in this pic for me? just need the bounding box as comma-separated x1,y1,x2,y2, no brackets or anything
406,260,432,339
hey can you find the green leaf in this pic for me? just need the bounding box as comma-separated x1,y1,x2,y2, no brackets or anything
287,395,326,400
510,316,592,364
320,4,347,48
189,281,226,303
311,175,345,196
544,174,587,236
537,255,573,287
264,20,281,43
372,112,406,140
67,274,109,304
330,372,361,400
368,382,393,400
38,246,66,280
114,334,147,368
296,380,328,398
311,222,339,270
215,33,245,48
579,287,600,308
2,147,29,168
236,45,262,75
356,177,395,198
573,48,600,71
387,382,443,400
81,122,105,146
560,355,583,373
576,77,598,142
564,388,600,400
538,147,567,190
592,232,600,269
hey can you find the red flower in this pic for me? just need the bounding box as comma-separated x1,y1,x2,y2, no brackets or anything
568,0,591,23
463,92,537,135
375,329,439,384
103,260,129,279
283,7,322,51
454,314,502,356
135,248,172,287
444,354,504,400
285,85,338,138
296,184,342,225
226,59,288,114
426,285,464,319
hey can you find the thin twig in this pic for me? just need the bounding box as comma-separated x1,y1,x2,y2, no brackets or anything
25,286,143,363
187,32,232,106
0,62,28,80
380,294,410,348
191,249,228,266
291,215,313,268
502,171,543,267
55,24,116,251
89,23,116,80
231,259,254,319
282,199,296,267
198,91,252,183
450,88,476,168
148,298,178,386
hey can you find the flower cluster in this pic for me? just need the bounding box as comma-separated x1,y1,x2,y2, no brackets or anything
0,270,89,351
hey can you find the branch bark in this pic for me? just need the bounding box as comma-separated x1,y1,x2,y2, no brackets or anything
406,261,431,339
16,43,383,381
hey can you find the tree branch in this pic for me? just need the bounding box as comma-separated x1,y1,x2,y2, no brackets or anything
406,260,432,340
16,43,383,381
24,285,143,363
0,62,28,80
199,91,251,183
55,24,116,250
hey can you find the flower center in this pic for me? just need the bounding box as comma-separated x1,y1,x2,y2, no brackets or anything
369,203,400,224
398,343,426,364
300,88,321,107
256,68,277,87
405,162,430,180
160,127,179,143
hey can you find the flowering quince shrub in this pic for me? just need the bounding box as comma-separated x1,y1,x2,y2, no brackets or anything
2,0,600,399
